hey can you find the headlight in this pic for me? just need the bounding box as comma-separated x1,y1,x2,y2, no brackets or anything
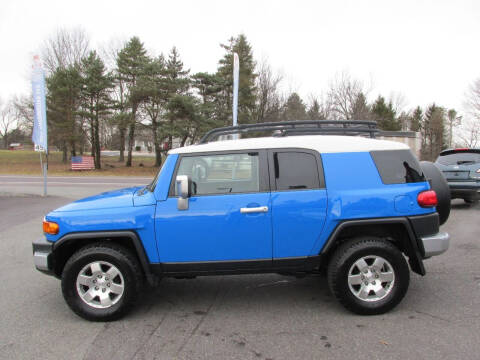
43,219,59,235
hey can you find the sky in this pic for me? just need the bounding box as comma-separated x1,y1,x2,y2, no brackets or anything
1,0,479,115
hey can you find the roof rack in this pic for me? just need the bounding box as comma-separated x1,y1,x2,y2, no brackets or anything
199,120,379,144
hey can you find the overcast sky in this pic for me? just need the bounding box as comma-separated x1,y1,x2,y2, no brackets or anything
1,0,479,114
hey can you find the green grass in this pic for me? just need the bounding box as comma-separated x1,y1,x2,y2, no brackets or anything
0,150,160,177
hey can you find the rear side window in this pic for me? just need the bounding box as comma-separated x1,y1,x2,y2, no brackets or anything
274,152,321,190
371,150,425,184
436,152,480,165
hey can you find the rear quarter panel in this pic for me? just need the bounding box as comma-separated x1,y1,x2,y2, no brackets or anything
310,152,434,254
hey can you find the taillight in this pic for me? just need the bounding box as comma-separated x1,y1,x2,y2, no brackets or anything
417,190,438,208
43,219,59,235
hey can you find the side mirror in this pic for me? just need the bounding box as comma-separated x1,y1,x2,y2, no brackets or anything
176,175,191,210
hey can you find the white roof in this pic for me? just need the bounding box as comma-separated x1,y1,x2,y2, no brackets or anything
169,135,409,155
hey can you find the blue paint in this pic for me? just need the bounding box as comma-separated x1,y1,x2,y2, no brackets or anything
271,189,327,258
155,192,272,262
153,154,178,201
133,189,156,207
308,152,434,254
53,187,140,212
46,205,159,262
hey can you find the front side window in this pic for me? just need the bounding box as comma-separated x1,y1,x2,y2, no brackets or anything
176,152,260,195
274,151,321,190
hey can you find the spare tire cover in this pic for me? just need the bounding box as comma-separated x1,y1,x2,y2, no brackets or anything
420,161,451,225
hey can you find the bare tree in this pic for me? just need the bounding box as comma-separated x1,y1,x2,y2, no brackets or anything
100,38,129,161
99,37,127,71
396,111,411,131
327,71,369,120
457,119,479,148
254,59,283,122
387,92,408,130
458,78,480,148
41,27,90,73
306,93,333,120
13,94,34,134
0,98,17,149
465,78,480,120
388,92,407,115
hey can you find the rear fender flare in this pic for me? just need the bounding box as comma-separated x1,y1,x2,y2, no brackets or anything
320,217,426,275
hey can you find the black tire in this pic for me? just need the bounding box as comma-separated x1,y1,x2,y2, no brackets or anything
420,161,451,225
327,237,410,315
61,242,143,321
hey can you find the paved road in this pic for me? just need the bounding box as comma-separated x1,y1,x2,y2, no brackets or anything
0,175,152,198
0,181,479,360
101,150,155,157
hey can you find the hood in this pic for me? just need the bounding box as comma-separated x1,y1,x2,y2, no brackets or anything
53,186,143,212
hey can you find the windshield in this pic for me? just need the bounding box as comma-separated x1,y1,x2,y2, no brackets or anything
436,152,480,165
145,162,165,191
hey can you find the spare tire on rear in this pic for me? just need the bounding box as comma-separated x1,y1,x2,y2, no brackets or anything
420,161,451,225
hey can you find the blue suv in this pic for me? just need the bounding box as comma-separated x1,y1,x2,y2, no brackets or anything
33,121,451,321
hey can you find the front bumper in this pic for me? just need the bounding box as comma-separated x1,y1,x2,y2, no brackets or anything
32,237,55,276
420,232,450,257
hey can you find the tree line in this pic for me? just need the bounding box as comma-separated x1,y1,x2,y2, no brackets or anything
1,28,479,165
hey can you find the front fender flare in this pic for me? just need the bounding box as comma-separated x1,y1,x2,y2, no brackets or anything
53,230,157,284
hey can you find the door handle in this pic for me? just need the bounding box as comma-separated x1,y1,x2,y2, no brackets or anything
240,206,269,214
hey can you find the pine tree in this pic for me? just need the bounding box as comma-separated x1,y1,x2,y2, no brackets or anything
166,95,200,146
191,72,222,104
46,65,83,162
282,93,307,120
138,55,169,166
165,47,190,95
307,99,323,120
371,96,400,131
216,34,257,125
191,72,223,136
110,64,129,162
351,93,370,120
80,51,113,169
116,37,149,167
422,104,446,160
410,106,423,132
164,47,190,148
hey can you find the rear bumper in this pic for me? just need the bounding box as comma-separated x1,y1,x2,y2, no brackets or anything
32,237,55,276
447,181,480,199
447,181,480,190
408,213,449,259
420,232,450,257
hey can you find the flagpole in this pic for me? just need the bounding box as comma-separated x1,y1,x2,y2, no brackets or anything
38,151,47,197
43,153,47,197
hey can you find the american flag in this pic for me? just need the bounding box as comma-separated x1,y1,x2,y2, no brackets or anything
71,156,95,170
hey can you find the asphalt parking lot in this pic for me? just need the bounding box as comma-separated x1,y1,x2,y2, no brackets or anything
0,176,479,360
